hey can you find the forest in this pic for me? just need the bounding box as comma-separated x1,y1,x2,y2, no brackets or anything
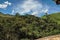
0,12,60,40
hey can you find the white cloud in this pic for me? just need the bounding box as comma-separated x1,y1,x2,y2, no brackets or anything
13,0,49,16
44,9,48,13
4,1,11,5
11,10,15,14
0,1,11,9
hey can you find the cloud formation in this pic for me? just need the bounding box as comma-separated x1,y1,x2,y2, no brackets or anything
13,0,49,16
0,1,11,9
11,10,15,15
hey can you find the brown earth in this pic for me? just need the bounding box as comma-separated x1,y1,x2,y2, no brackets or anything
36,34,60,40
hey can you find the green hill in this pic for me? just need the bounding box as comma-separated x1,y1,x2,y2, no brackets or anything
42,12,60,24
0,12,60,40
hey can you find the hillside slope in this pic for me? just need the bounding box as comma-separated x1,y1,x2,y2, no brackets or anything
42,12,60,24
0,12,60,40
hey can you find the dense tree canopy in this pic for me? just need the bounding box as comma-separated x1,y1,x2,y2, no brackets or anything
0,12,60,40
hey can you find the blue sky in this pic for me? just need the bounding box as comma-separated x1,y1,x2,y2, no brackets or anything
0,0,60,16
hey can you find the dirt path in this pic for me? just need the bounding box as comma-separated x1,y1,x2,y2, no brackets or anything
36,34,60,40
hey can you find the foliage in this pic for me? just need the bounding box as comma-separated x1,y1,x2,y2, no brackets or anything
0,12,60,40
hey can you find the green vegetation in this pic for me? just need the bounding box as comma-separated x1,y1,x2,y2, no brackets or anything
0,12,60,40
43,12,60,24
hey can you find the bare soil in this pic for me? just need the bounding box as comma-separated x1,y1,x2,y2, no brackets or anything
36,34,60,40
